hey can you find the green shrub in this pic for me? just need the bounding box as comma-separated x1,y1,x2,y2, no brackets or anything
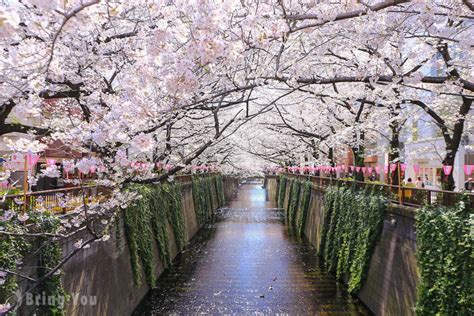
415,199,473,315
123,182,186,287
320,186,386,293
278,176,287,209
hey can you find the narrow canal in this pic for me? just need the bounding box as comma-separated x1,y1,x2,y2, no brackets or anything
134,183,370,315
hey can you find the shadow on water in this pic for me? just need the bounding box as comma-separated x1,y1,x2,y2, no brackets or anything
133,184,370,315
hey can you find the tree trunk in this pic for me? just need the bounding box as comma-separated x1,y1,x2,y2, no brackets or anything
441,153,457,191
352,146,365,181
440,97,472,191
389,120,401,185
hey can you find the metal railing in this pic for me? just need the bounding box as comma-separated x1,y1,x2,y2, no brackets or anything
1,186,112,214
1,172,221,214
282,173,474,209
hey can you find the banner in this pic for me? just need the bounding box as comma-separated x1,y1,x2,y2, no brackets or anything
443,165,453,176
464,165,473,176
413,164,420,174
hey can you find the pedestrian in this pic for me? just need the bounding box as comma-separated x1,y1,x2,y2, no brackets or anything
404,177,415,199
415,176,425,189
464,178,473,192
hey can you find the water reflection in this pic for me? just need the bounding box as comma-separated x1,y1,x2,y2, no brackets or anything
134,184,369,315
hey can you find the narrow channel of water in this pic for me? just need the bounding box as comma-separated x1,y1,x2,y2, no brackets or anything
133,184,370,315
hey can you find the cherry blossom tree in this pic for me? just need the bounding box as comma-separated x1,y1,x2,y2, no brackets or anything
1,0,474,312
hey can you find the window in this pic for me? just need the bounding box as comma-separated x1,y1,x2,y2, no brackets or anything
421,167,434,186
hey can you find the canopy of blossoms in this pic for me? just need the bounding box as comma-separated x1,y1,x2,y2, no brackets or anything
0,0,472,223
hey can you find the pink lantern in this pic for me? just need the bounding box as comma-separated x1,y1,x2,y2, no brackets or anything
349,165,354,172
356,166,361,172
384,166,389,174
400,163,407,172
443,165,453,176
368,167,373,174
0,180,8,189
361,167,367,173
390,163,397,172
26,152,40,168
413,164,420,174
375,166,380,174
464,165,473,176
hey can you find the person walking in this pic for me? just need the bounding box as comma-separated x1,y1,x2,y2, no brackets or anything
415,177,425,189
464,178,473,192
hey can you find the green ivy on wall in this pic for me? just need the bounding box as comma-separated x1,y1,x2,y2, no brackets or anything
123,185,157,287
0,211,66,314
278,176,287,209
123,181,186,287
215,175,225,208
0,223,30,305
34,214,68,315
287,180,301,227
192,176,221,225
320,185,386,293
192,176,206,225
297,181,312,236
415,199,473,315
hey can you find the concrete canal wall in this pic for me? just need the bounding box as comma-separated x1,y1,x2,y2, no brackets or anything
266,176,419,316
60,176,239,316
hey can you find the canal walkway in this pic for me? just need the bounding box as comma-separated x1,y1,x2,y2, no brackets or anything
134,183,369,314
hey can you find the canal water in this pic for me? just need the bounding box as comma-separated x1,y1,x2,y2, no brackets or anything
133,183,370,315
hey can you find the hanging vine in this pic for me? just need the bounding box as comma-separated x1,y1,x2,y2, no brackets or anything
165,183,185,252
415,199,473,315
0,211,66,314
215,175,225,208
123,181,186,288
297,181,312,236
192,176,220,225
123,185,156,287
33,214,68,315
287,180,301,226
320,185,386,293
278,175,287,209
0,224,29,305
